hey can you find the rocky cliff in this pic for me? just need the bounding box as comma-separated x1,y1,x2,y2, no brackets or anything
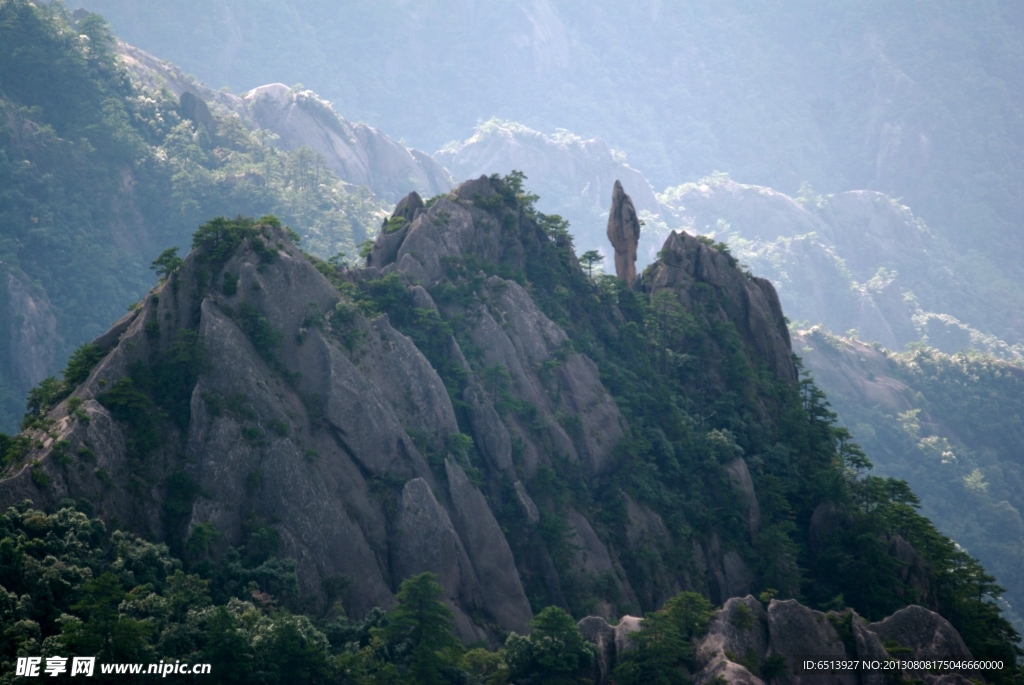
0,174,801,639
2,175,1012,671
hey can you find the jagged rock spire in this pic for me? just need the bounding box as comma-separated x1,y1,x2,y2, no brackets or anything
606,180,641,285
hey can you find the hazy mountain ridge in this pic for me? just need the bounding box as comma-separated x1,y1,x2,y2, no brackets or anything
434,120,657,257
0,2,408,433
434,121,1024,359
662,175,1024,357
72,0,1024,280
117,41,453,203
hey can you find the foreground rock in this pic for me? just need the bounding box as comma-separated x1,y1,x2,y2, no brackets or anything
581,598,977,685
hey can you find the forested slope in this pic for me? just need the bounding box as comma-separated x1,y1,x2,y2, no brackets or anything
0,1,382,432
795,328,1024,634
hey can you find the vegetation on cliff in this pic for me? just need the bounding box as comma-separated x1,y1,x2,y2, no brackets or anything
796,327,1024,638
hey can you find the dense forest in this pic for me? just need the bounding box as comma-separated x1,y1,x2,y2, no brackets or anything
0,0,379,432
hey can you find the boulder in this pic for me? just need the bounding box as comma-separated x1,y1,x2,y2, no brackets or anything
766,599,855,685
179,91,213,128
696,596,769,670
867,605,972,661
606,180,641,285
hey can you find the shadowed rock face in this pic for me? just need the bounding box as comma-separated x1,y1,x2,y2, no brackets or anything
1,266,59,413
606,180,641,285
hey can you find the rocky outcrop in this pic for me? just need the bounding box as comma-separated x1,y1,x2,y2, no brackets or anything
868,605,972,661
178,91,213,129
664,597,972,685
645,230,797,384
0,222,532,640
694,596,769,685
576,614,644,684
434,121,659,257
766,599,856,685
578,616,617,684
606,181,642,285
581,597,979,685
663,177,1024,358
368,177,629,480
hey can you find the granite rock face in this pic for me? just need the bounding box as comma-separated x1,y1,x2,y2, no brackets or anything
606,180,642,285
580,597,976,685
645,229,798,384
0,176,824,643
868,605,971,662
242,84,452,201
0,222,528,641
